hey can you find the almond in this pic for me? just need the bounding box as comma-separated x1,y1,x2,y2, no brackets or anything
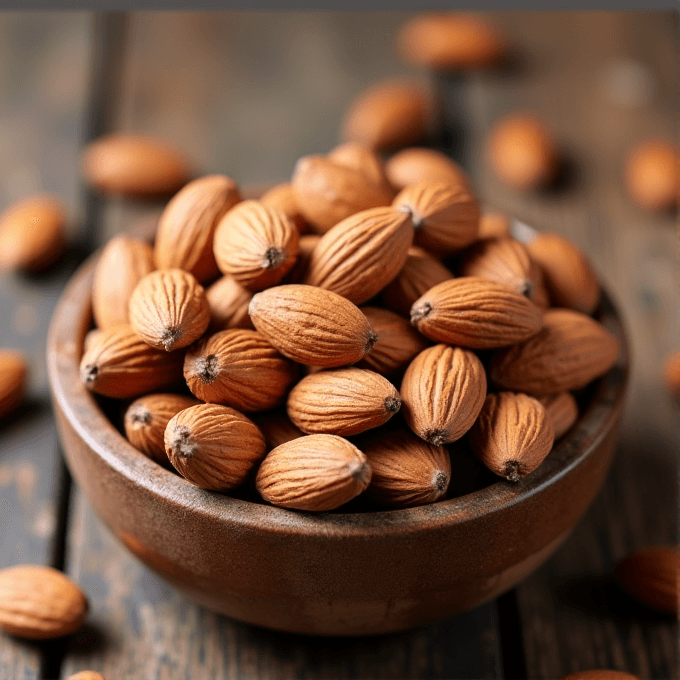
164,403,266,491
283,233,321,284
205,275,254,332
384,147,471,192
287,367,401,436
303,206,414,304
401,344,486,445
213,200,299,291
124,393,200,466
411,277,543,349
67,673,107,680
184,329,298,412
381,245,454,317
478,210,511,240
83,329,104,354
154,174,241,283
128,269,210,352
255,434,371,511
663,351,680,403
327,142,394,195
357,307,429,375
0,350,27,421
251,412,305,451
260,182,310,234
80,324,185,399
614,545,679,614
470,392,555,482
393,181,480,254
92,235,155,330
0,565,88,639
359,428,450,507
558,672,642,680
526,232,600,314
249,284,377,367
537,392,579,439
0,194,66,273
488,308,620,395
81,133,190,197
624,139,679,213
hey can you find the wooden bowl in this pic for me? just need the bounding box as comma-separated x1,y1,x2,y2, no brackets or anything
46,218,629,637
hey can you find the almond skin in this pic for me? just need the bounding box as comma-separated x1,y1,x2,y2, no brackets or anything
624,139,679,213
154,174,241,283
283,233,321,284
255,434,371,511
327,142,394,196
303,206,414,305
470,392,555,482
359,429,450,507
287,367,401,436
251,413,305,451
401,344,487,445
129,269,211,352
393,181,480,254
92,235,155,330
260,182,310,234
213,200,300,291
164,403,266,491
477,210,511,240
80,324,185,399
385,147,471,192
67,673,107,680
357,307,429,375
205,275,254,332
663,351,680,403
526,232,600,314
559,672,642,680
83,329,104,354
614,545,679,614
411,277,543,349
183,329,298,412
0,565,88,640
0,350,27,421
249,284,377,367
537,392,579,439
488,308,620,395
124,393,200,466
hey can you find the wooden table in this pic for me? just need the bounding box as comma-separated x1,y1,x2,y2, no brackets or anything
0,11,677,680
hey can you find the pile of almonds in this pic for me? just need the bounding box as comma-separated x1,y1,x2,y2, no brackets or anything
79,141,620,513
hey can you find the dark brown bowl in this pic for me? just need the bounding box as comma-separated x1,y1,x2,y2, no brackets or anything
46,220,629,637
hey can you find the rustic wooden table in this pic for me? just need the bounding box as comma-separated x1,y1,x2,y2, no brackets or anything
0,11,677,680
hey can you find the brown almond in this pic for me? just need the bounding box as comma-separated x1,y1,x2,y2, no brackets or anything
411,277,543,349
327,142,394,195
283,233,321,284
205,275,254,332
470,392,555,482
624,139,679,213
303,206,414,305
663,351,680,403
80,324,185,399
124,393,200,466
478,210,511,240
558,671,642,680
287,367,401,436
255,434,371,511
184,329,298,412
385,147,471,192
251,413,305,451
67,673,107,680
81,133,190,197
526,232,600,314
401,344,487,445
213,200,299,291
0,194,66,273
393,181,480,254
357,307,428,375
164,403,266,491
154,174,241,283
359,428,450,507
537,392,579,439
489,308,620,395
0,350,27,421
83,329,104,354
614,545,679,615
249,284,376,367
0,565,88,639
92,235,155,330
260,182,310,234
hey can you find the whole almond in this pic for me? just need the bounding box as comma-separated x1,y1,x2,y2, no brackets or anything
260,182,310,234
283,233,321,284
124,393,200,466
0,350,27,421
81,133,190,197
67,673,107,680
384,147,471,192
559,672,641,680
357,307,428,375
327,142,394,196
411,277,543,349
92,235,155,330
129,269,210,352
359,429,451,507
401,344,487,445
537,392,579,439
614,545,679,614
205,275,254,332
0,194,66,273
184,329,298,412
470,392,555,482
303,206,414,304
526,232,600,314
624,139,679,213
489,308,620,395
663,351,680,403
154,174,241,283
251,413,305,451
83,329,104,354
477,210,511,240
381,246,454,317
393,181,480,254
255,434,371,511
164,403,266,491
249,284,377,367
80,324,185,399
213,200,299,291
287,367,401,436
0,565,88,639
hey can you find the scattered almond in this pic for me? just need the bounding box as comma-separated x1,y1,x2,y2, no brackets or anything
384,147,470,192
0,350,27,421
205,275,254,332
537,392,579,439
